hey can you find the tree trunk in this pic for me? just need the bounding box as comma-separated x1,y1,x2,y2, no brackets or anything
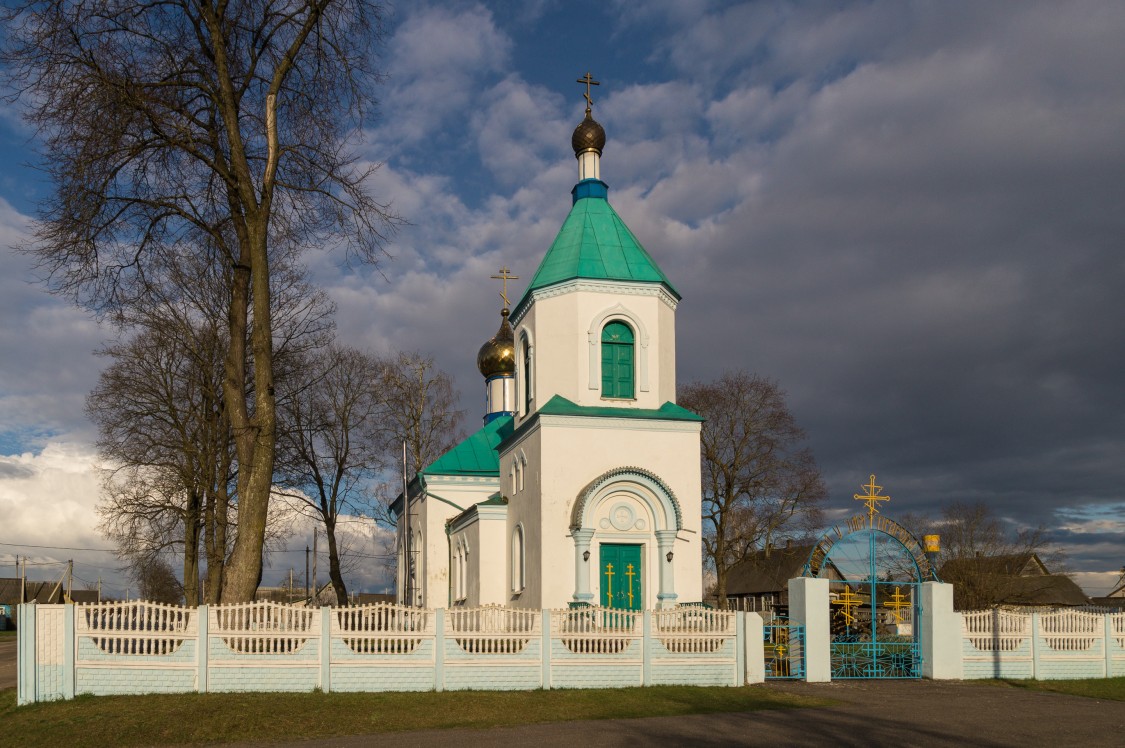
325,517,349,606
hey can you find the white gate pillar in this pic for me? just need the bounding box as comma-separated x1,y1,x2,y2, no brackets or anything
921,582,962,679
788,577,831,682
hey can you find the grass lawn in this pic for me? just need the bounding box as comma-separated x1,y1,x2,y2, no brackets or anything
999,676,1125,701
0,630,17,638
0,685,829,747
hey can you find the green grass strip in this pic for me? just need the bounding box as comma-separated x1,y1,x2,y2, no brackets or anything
997,676,1125,701
0,685,828,747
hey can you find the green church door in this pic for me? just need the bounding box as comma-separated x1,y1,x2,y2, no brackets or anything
600,544,643,610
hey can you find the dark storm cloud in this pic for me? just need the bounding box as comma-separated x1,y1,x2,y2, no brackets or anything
652,3,1125,567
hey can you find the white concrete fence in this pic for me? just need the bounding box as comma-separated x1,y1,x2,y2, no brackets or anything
16,601,764,704
17,583,1124,703
961,607,1125,680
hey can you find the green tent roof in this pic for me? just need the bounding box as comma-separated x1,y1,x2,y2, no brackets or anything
513,187,678,316
421,415,513,478
536,395,703,422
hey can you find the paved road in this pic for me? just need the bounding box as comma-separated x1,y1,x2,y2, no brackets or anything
0,638,16,690
232,680,1125,748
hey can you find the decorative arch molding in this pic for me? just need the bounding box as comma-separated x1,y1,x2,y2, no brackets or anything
587,304,650,393
570,466,683,532
802,513,939,582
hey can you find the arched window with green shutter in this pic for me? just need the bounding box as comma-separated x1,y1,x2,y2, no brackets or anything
601,321,635,399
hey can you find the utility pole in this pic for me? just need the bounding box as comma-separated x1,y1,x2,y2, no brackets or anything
19,556,25,604
97,576,102,603
67,559,73,602
312,531,318,604
288,569,294,603
305,545,310,601
402,440,411,606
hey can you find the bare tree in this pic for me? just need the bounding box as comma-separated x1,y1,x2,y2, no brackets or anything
679,371,827,609
90,316,232,606
89,243,333,603
4,0,398,601
276,345,385,605
131,557,184,605
920,502,1062,610
376,351,465,496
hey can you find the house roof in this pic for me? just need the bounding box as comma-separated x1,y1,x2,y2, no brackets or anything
421,415,514,478
725,544,817,595
512,187,679,317
998,575,1090,607
0,578,101,605
939,552,1048,579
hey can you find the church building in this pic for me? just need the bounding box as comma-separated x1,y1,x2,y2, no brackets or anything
393,80,703,611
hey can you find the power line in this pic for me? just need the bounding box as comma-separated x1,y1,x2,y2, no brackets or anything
2,539,393,559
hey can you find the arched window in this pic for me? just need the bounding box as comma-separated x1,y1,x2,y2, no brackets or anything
601,321,635,399
511,525,525,593
521,333,532,414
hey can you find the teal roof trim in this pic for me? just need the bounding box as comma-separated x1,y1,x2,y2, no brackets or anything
512,191,679,317
536,395,703,422
421,415,514,477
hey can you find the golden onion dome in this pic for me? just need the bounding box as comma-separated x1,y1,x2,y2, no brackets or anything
477,308,516,378
571,111,606,156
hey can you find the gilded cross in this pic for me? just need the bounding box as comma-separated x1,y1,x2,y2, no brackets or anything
577,71,600,114
490,266,519,309
625,563,635,608
854,473,891,526
604,562,614,603
882,586,911,624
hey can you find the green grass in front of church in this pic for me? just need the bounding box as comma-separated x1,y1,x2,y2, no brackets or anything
998,676,1125,701
0,685,831,747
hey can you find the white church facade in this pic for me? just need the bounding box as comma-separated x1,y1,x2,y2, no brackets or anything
393,84,704,611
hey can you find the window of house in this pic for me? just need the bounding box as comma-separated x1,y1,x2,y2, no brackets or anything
601,321,635,399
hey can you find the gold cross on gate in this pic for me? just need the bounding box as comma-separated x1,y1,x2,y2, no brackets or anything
854,474,891,526
577,71,600,113
604,562,614,602
625,563,635,608
490,266,519,309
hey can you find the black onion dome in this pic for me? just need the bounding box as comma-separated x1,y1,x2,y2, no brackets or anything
571,112,606,156
477,308,516,378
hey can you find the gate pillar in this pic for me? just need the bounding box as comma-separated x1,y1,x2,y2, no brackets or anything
788,577,831,682
920,582,962,680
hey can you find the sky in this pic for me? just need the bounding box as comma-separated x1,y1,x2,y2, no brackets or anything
1,0,1124,598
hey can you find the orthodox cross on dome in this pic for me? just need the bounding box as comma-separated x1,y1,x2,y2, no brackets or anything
854,474,892,526
490,266,519,309
577,71,600,114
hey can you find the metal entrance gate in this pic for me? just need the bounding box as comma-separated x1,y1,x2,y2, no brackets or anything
764,622,806,679
804,475,938,680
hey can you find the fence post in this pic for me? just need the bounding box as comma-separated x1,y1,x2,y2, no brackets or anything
541,609,551,690
642,610,652,686
63,604,75,700
744,612,764,684
18,604,36,705
1030,611,1041,680
735,611,745,686
320,607,332,693
920,582,962,680
1105,613,1113,679
434,608,445,692
788,577,831,682
197,604,209,693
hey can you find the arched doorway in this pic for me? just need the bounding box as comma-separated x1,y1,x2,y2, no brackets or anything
570,467,683,609
803,475,938,679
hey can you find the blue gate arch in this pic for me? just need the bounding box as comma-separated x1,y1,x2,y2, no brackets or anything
801,476,939,679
